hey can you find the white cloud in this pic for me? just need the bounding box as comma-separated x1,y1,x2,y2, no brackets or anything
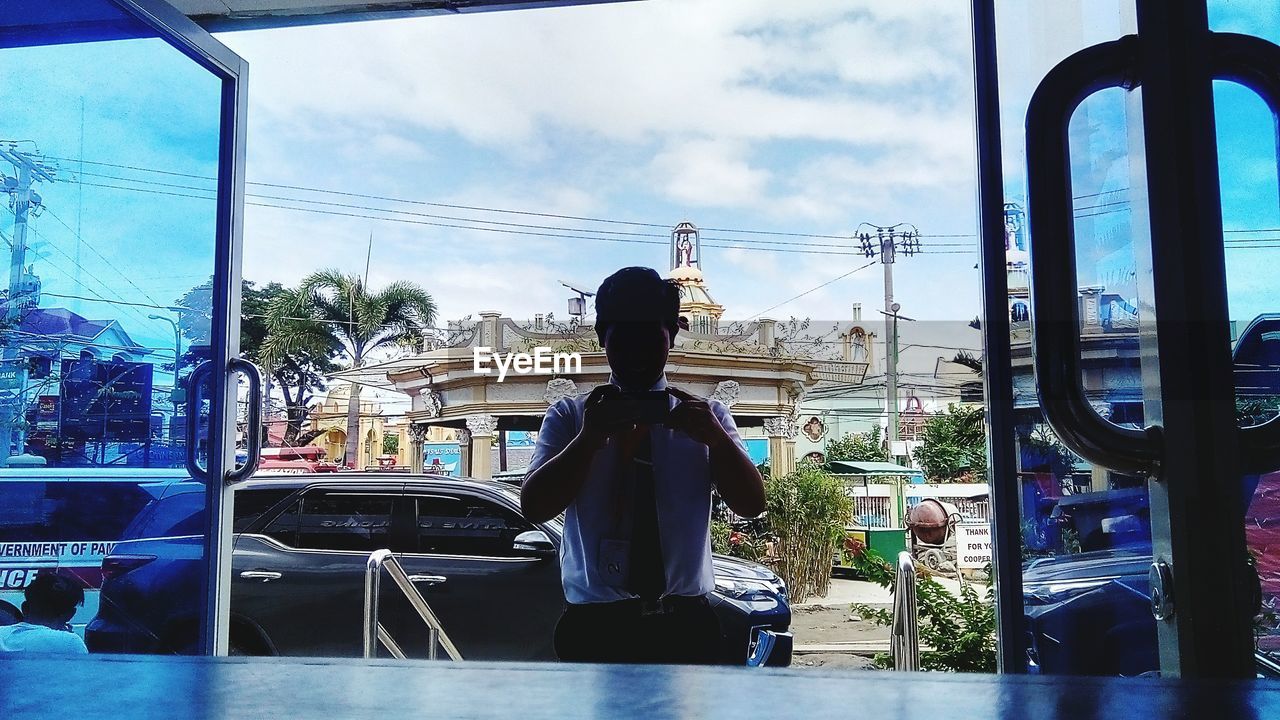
219,0,982,325
649,139,769,207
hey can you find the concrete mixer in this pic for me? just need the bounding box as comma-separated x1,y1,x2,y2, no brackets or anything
906,498,961,574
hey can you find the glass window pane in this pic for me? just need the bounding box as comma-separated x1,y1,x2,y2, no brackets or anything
261,498,301,548
993,0,1164,677
1211,0,1280,665
297,494,396,552
414,494,532,557
0,0,229,652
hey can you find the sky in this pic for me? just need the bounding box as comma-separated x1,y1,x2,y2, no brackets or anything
1,0,1277,383
215,0,983,329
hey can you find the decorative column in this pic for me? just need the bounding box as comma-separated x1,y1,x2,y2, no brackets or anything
408,423,428,474
455,428,472,477
465,415,498,480
764,415,798,475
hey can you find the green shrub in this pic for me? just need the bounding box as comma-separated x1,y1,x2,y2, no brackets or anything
765,461,851,603
849,549,996,672
710,519,769,563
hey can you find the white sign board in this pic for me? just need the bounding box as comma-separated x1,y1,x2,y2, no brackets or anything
955,522,993,569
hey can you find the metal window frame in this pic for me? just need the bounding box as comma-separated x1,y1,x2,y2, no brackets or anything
1131,0,1254,678
969,0,1027,674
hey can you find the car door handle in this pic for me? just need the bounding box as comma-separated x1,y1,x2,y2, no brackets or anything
408,574,447,586
240,570,282,582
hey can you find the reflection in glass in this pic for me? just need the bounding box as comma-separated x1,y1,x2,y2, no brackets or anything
0,1,222,651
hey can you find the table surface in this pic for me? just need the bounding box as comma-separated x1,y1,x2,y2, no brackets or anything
1,655,1278,719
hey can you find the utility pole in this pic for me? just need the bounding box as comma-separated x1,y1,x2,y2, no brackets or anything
0,145,56,464
857,223,920,461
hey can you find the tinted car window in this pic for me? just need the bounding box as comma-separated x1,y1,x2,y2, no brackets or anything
0,480,158,542
261,499,301,548
413,494,533,557
233,488,294,532
295,493,396,552
123,491,204,539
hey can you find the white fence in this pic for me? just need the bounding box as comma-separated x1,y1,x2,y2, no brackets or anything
844,482,991,528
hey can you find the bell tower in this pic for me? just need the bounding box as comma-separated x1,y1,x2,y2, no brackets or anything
667,221,723,334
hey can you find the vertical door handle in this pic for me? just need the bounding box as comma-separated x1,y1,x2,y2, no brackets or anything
226,358,262,484
1025,35,1160,474
1211,32,1280,476
184,361,214,481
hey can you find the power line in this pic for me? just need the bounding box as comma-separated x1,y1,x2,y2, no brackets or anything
23,221,159,330
40,205,165,308
53,155,995,244
744,260,877,320
77,180,949,259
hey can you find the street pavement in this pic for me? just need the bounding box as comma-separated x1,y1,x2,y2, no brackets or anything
796,575,975,608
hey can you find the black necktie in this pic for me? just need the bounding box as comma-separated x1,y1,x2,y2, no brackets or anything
626,429,666,600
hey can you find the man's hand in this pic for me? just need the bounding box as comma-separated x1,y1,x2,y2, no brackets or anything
666,387,730,449
667,386,766,518
579,383,628,447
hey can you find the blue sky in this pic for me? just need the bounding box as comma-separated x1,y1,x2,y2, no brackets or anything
0,35,222,365
1,0,1277,368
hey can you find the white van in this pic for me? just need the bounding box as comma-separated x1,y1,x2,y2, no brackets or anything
0,469,190,635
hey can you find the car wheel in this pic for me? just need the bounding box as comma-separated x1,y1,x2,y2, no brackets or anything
229,626,272,656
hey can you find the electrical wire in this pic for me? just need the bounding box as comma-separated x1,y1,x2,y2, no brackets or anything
742,260,878,320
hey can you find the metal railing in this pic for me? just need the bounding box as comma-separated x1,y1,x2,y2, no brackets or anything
890,550,920,671
363,549,463,661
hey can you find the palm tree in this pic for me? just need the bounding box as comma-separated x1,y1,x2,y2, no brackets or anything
270,270,436,467
257,284,344,446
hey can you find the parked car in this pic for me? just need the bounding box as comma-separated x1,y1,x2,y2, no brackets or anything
87,473,792,665
1022,548,1157,676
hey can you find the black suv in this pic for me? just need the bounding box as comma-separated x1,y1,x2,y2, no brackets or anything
87,474,792,665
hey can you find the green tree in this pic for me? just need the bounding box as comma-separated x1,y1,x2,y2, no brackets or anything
824,429,889,464
274,270,436,466
381,432,399,456
245,282,342,446
913,404,988,483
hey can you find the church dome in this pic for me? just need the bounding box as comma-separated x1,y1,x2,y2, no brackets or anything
669,265,705,283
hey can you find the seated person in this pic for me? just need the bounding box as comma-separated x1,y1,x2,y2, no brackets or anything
0,573,89,654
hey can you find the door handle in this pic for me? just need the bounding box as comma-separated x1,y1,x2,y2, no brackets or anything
226,358,263,484
1211,32,1280,476
1025,35,1160,475
239,570,282,582
408,574,447,586
184,361,214,481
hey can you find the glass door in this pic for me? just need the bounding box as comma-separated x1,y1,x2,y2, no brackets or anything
975,0,1280,678
1210,0,1280,676
0,0,252,655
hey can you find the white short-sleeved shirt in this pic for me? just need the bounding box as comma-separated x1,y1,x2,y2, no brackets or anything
525,375,750,604
0,622,88,654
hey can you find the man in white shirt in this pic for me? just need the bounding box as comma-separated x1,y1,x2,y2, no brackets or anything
522,266,766,664
0,572,89,654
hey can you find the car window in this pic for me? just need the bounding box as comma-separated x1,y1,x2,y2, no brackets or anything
122,491,203,540
233,488,295,532
2,480,159,542
412,493,534,558
261,499,301,548
293,493,397,553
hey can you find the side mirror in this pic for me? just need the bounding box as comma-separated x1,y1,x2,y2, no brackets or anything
513,530,556,557
1234,314,1280,423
